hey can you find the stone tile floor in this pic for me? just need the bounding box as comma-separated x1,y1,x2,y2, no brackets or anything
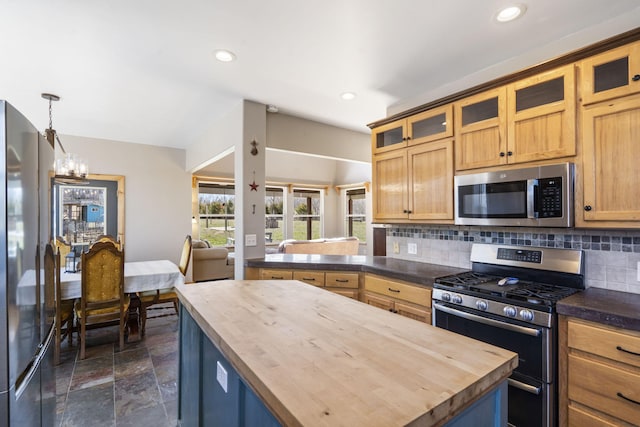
55,304,179,427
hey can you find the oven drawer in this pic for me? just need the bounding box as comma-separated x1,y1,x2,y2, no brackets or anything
568,319,640,368
568,354,640,425
364,274,431,306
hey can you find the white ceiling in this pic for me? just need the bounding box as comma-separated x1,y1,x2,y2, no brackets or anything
1,1,639,150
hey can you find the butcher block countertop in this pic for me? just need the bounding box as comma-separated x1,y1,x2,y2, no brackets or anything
176,279,517,427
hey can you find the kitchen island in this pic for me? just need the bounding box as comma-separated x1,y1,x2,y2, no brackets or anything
176,279,517,426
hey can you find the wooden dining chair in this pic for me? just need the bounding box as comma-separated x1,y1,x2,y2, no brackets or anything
94,234,122,250
54,236,72,260
44,243,75,365
74,241,129,359
139,235,191,337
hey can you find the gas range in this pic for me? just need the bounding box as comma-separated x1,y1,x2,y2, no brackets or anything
432,243,584,427
433,244,584,328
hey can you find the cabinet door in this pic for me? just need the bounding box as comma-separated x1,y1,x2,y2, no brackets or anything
507,64,576,164
371,118,407,154
454,87,507,170
330,289,359,300
407,105,453,146
581,41,640,105
407,139,454,221
362,292,394,312
372,149,408,220
394,301,431,324
581,96,640,222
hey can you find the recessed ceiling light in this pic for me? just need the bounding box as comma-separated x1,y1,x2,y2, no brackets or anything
266,104,279,113
214,49,236,62
495,5,526,22
341,92,356,101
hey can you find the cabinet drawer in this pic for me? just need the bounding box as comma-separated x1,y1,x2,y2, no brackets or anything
568,404,620,427
325,272,359,289
568,354,640,425
330,289,359,300
293,270,325,287
364,274,431,306
260,269,293,280
568,319,640,368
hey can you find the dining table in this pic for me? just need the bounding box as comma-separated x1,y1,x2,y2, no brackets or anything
60,259,184,341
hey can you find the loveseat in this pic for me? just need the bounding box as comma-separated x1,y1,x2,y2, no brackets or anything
192,240,234,282
277,237,360,255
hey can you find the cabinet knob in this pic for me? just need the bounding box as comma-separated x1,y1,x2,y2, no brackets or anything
406,136,411,140
403,209,408,213
499,152,506,157
632,74,640,82
507,151,513,156
584,205,592,211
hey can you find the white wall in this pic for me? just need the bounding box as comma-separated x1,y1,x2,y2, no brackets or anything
60,134,192,264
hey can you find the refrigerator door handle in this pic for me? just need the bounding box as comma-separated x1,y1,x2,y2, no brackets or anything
15,326,53,400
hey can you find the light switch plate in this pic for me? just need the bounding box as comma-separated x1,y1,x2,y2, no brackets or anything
216,361,228,393
408,243,417,255
245,234,257,246
637,261,640,281
393,241,400,254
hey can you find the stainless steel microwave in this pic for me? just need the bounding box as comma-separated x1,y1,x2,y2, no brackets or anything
454,163,574,227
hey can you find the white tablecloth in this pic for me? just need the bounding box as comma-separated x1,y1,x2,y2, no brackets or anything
60,259,184,300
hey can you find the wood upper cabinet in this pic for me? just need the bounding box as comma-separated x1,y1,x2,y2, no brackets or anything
579,95,640,224
455,65,576,170
373,138,454,222
507,64,576,164
371,105,453,154
580,41,640,105
454,87,507,170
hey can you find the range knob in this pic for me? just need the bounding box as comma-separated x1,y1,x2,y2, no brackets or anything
503,306,517,317
441,292,451,302
451,294,463,304
520,309,534,322
476,300,488,311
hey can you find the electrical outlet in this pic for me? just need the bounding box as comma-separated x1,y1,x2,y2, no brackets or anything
216,361,228,393
245,234,257,246
408,243,417,255
393,241,400,254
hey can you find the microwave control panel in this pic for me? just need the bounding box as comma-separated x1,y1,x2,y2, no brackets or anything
538,177,563,218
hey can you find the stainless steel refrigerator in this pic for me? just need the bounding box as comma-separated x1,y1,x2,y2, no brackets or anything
1,100,55,426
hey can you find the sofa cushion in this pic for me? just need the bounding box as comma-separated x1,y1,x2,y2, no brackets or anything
192,246,228,261
192,239,211,249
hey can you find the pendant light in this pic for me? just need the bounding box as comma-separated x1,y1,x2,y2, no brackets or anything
42,93,89,184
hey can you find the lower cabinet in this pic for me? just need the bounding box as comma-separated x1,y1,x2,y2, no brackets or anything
560,316,640,426
259,268,360,299
179,305,280,427
362,274,432,324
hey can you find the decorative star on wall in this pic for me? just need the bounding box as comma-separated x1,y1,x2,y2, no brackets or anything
249,171,259,191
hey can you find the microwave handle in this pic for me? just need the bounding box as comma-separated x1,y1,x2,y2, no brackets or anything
527,179,538,219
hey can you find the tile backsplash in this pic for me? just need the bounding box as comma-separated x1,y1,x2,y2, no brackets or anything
385,225,640,295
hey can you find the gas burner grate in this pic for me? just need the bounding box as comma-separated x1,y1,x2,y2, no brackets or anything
435,272,500,288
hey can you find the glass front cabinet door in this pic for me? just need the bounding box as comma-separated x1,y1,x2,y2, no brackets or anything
580,41,640,105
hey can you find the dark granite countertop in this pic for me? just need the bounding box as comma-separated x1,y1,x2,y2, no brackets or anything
245,254,467,287
557,287,640,332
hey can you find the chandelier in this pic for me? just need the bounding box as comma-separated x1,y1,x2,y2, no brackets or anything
42,93,89,184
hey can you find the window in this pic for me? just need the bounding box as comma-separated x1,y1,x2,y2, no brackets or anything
345,188,366,242
265,187,285,244
58,185,107,249
198,183,235,246
293,189,322,240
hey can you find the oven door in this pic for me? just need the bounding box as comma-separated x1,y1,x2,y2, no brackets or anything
433,301,554,427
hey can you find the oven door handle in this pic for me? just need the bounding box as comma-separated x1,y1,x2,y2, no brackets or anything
508,378,541,395
433,302,542,337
